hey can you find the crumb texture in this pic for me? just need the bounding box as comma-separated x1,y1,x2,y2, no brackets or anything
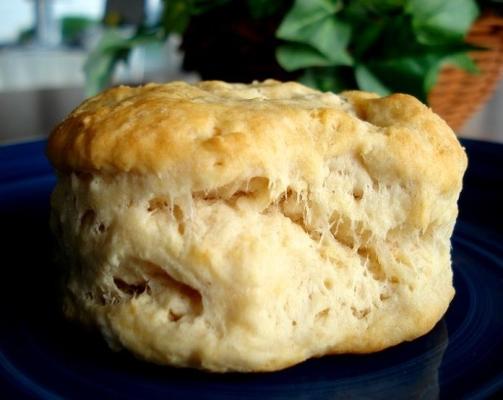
49,80,466,372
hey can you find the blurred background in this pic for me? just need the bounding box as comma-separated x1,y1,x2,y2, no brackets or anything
0,0,502,145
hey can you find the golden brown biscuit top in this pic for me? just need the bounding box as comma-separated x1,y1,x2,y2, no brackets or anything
47,80,466,193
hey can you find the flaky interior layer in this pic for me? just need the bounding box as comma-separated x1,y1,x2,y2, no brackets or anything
51,151,457,371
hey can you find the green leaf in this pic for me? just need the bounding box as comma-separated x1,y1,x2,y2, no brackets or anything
276,0,352,66
354,64,392,95
346,0,406,16
84,30,126,97
84,29,160,97
276,43,334,71
298,68,322,89
359,15,423,60
161,0,193,33
444,52,479,74
424,52,479,93
277,0,342,39
61,16,96,45
407,0,479,45
351,21,385,58
84,50,124,98
361,54,442,101
190,0,231,15
294,16,352,64
161,0,232,33
247,0,289,19
299,67,354,92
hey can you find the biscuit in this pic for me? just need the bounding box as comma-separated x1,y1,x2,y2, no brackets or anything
47,80,467,372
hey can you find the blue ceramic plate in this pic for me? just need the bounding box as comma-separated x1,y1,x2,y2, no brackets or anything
0,139,502,399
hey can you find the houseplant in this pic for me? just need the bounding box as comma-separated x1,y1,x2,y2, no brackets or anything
87,0,502,129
